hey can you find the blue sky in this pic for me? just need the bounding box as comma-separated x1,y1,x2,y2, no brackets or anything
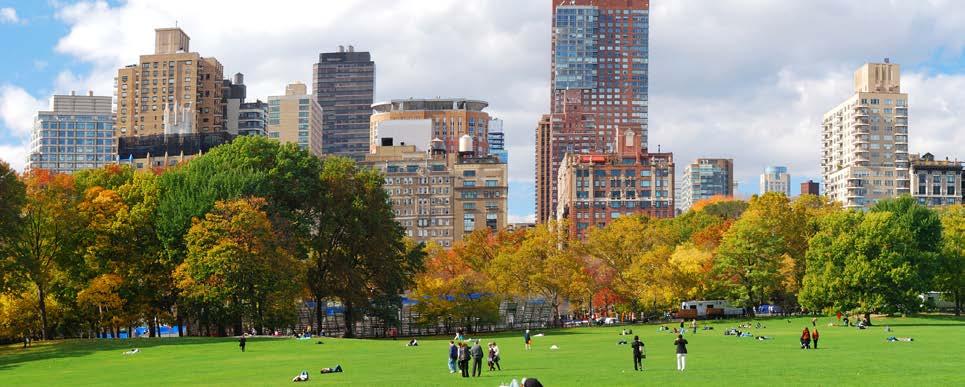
2,1,965,222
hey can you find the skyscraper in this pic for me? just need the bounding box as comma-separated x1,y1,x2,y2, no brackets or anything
536,0,650,223
26,91,115,173
114,28,224,136
822,60,910,209
313,45,375,160
679,158,734,211
759,166,791,196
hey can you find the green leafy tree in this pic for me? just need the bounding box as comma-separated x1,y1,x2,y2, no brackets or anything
937,205,964,315
307,158,424,337
0,161,26,290
801,198,941,323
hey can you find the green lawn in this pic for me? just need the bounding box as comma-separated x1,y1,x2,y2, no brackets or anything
1,316,962,386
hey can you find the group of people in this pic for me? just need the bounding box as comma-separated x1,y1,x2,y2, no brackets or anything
626,334,689,372
449,339,501,377
800,327,819,349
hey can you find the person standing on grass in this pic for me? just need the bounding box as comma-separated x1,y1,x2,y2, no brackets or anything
800,328,811,349
470,340,484,377
691,319,697,334
239,334,247,352
811,317,817,327
631,336,645,371
492,341,501,370
448,341,458,373
458,342,470,377
812,329,819,349
674,334,688,371
524,329,532,350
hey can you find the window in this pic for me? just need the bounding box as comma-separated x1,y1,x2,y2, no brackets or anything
463,214,475,232
485,179,498,187
463,180,476,187
462,170,476,177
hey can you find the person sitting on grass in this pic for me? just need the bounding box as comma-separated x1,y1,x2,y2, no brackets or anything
320,365,343,374
407,339,419,346
292,371,310,382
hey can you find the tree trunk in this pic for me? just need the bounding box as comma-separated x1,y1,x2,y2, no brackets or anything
343,300,356,338
148,318,157,337
864,312,872,326
314,297,323,334
177,313,184,337
38,286,49,340
217,323,227,337
956,290,961,317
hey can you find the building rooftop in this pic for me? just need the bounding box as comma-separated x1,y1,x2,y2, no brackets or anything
372,98,488,113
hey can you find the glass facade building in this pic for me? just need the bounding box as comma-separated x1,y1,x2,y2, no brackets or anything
488,118,507,164
27,93,116,173
313,47,375,160
537,0,651,223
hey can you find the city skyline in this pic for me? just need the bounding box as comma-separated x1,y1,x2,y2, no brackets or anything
2,1,965,222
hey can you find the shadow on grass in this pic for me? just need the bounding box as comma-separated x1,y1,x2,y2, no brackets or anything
0,336,270,373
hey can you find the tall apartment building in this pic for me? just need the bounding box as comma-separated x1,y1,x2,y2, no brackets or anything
361,137,507,247
314,46,375,160
910,153,962,207
26,91,115,173
370,98,490,156
267,83,323,157
222,73,268,137
536,0,650,223
759,166,791,196
801,180,820,196
822,60,910,209
679,158,734,211
556,129,673,239
488,118,508,164
114,28,224,136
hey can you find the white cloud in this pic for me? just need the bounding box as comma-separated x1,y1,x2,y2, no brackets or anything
43,0,965,216
0,7,20,24
0,144,27,172
0,85,46,140
507,214,536,224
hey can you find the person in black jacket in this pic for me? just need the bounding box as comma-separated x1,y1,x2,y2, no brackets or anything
239,335,246,352
674,334,688,371
631,336,645,371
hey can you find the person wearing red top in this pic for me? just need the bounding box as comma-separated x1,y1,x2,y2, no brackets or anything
800,328,811,349
812,329,819,349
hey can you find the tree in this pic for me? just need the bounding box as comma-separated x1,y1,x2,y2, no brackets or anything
306,157,424,337
5,170,82,340
176,198,300,336
801,198,942,323
937,205,964,315
714,193,797,313
490,221,589,326
76,274,125,338
0,160,26,290
411,244,498,333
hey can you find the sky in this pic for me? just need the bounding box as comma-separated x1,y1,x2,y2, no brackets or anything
1,0,964,223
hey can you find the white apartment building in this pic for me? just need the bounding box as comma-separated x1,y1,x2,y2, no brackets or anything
821,60,910,209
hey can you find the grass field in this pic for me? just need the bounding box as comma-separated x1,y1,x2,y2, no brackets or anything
1,316,963,386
